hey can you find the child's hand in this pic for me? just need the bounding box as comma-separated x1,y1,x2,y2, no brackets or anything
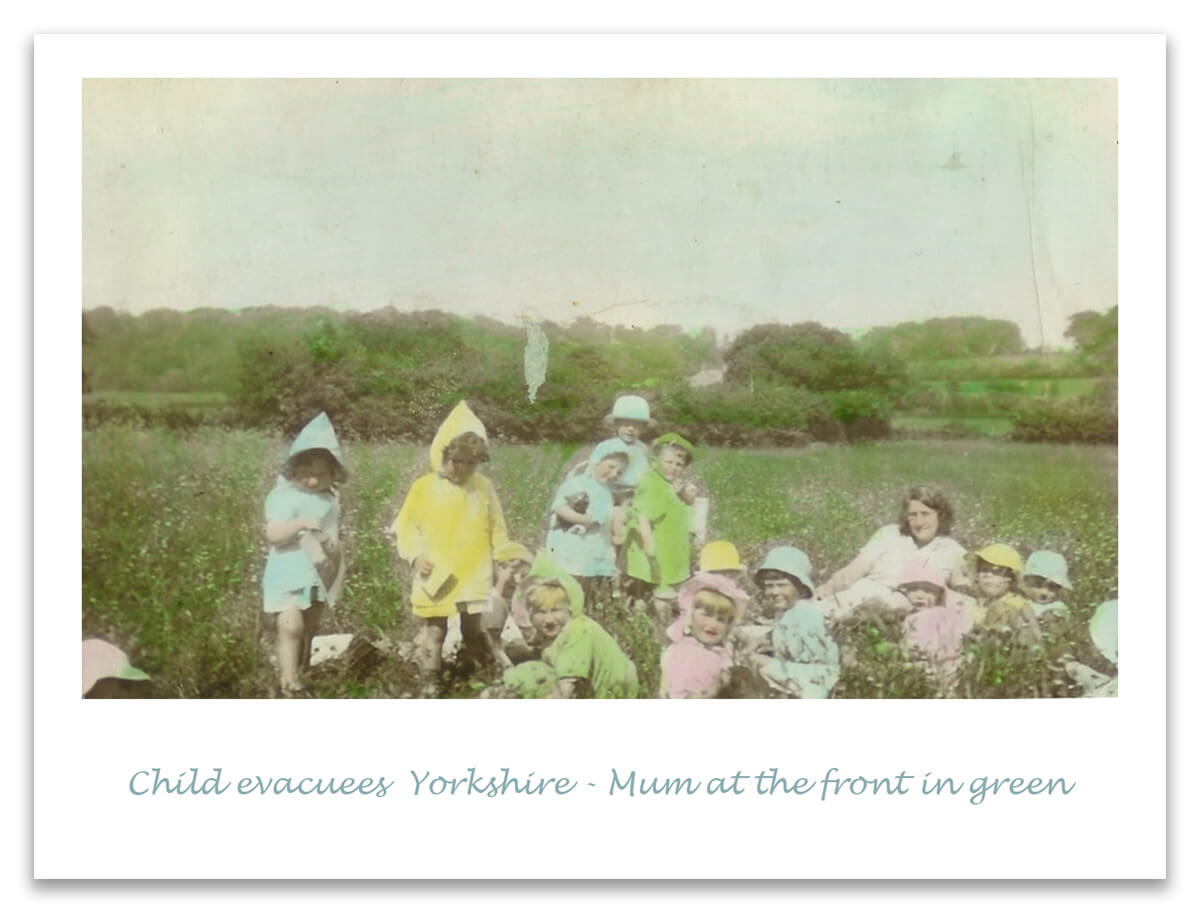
415,556,434,577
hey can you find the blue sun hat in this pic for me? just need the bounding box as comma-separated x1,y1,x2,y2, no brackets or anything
284,411,348,483
1023,550,1073,590
606,394,652,425
754,546,816,596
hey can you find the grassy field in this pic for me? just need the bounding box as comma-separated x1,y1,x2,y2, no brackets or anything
891,415,1015,437
82,427,1117,699
83,391,231,410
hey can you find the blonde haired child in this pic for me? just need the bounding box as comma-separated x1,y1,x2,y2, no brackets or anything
518,553,638,699
659,572,749,698
262,412,347,696
392,401,510,690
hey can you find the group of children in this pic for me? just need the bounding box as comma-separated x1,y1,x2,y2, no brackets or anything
258,398,1117,699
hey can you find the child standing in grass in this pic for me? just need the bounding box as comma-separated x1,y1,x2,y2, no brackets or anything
262,412,347,697
624,433,698,610
659,572,749,698
392,401,511,692
510,553,639,698
599,394,654,501
545,441,629,591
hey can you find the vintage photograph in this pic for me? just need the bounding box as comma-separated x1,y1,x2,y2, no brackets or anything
81,78,1118,700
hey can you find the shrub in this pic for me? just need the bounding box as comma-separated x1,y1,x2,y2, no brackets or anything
1010,400,1118,444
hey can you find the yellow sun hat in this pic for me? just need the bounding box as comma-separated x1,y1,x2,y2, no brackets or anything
973,543,1024,575
699,540,744,574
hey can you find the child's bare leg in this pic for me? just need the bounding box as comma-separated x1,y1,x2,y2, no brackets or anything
415,617,448,679
276,608,306,692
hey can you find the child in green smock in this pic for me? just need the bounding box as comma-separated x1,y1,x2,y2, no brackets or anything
518,553,638,699
624,433,697,602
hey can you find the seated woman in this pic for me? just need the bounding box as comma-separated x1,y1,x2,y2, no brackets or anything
814,484,969,619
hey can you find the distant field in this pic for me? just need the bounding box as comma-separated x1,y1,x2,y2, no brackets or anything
917,377,1100,397
907,353,1090,380
83,427,1117,699
891,415,1014,436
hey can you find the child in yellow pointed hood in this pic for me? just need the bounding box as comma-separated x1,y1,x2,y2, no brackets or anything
392,401,512,685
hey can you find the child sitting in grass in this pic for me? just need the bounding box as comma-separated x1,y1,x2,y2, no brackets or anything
624,433,698,614
1065,598,1118,696
262,411,348,697
513,553,639,699
745,546,840,699
392,401,511,694
896,560,974,693
480,541,535,664
1021,550,1073,618
545,441,629,592
659,572,749,698
971,544,1040,646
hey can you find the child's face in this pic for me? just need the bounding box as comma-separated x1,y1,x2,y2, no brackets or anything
657,445,689,481
904,499,940,545
691,602,734,646
442,453,478,485
615,421,645,445
1023,575,1063,605
758,572,803,614
593,456,627,482
292,451,336,492
977,561,1015,600
900,583,942,610
530,601,572,640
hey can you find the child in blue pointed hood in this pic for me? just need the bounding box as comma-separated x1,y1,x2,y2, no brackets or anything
262,412,348,696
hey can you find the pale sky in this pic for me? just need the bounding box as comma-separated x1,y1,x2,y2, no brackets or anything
83,78,1116,348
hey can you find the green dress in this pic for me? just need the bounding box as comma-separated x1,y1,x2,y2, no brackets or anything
625,468,691,588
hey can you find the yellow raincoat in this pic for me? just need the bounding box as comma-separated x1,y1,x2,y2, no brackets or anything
392,402,511,618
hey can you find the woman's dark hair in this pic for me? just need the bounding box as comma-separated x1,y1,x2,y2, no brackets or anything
897,484,954,537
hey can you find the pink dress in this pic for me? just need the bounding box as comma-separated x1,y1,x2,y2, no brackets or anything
901,595,974,688
660,615,731,699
